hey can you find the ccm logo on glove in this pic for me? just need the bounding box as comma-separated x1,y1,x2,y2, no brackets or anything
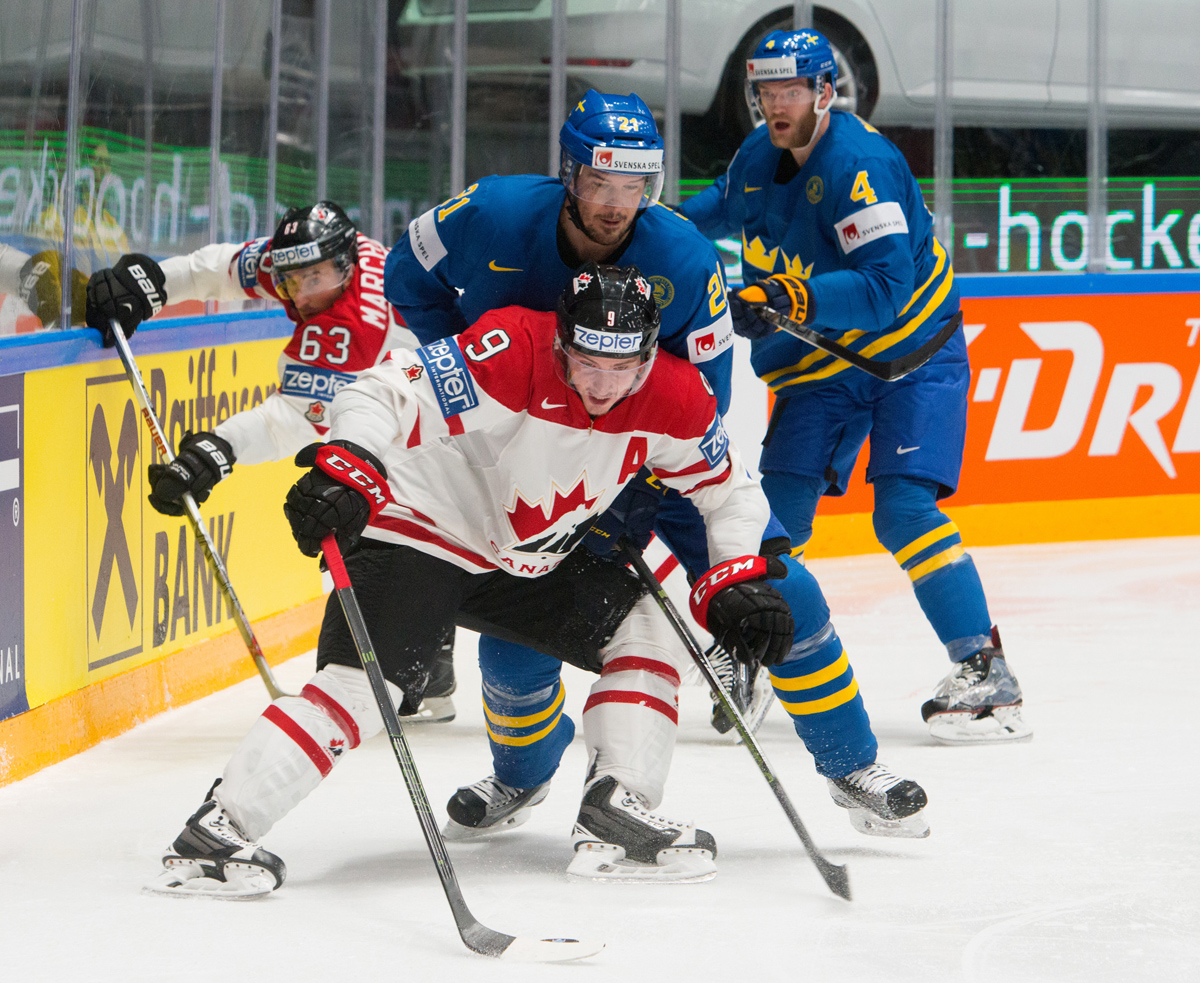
689,555,768,629
314,445,391,516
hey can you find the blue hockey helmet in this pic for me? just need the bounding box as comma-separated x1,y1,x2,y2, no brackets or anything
745,29,838,123
559,90,665,210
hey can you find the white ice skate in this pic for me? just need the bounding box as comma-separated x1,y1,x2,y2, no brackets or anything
145,789,285,900
442,775,550,841
922,629,1032,745
567,775,717,883
828,762,930,839
707,643,773,741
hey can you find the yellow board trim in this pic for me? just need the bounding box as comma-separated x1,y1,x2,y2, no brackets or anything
486,708,564,747
894,521,960,566
770,651,850,691
0,597,325,788
778,677,860,715
907,544,966,581
483,682,565,729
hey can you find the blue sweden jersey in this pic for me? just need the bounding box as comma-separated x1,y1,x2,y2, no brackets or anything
681,110,959,399
385,174,735,414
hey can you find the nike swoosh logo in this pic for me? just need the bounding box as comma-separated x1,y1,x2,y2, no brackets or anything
744,185,762,193
896,445,921,455
489,260,523,272
541,398,566,410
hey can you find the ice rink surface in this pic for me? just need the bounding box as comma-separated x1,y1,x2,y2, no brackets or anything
2,537,1198,982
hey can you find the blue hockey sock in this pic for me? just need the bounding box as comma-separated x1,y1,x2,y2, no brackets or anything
478,635,574,788
768,623,877,779
873,475,992,661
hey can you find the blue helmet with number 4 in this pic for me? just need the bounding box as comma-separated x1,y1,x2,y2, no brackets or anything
745,29,838,121
559,90,665,210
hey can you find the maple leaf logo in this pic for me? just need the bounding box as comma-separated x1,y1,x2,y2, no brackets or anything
404,363,424,382
505,476,599,543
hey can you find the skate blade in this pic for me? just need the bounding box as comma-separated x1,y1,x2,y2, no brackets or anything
566,843,717,883
847,809,930,839
442,810,532,841
927,705,1033,745
399,695,456,724
143,858,277,899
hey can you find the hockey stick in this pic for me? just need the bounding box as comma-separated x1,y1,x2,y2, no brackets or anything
620,540,852,901
757,307,963,382
108,320,291,701
320,534,604,963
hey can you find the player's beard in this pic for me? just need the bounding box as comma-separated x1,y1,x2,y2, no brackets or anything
579,204,636,247
767,107,818,150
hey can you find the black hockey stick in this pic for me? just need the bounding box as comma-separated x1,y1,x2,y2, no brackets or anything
320,534,603,963
109,321,292,701
757,307,963,382
621,540,851,901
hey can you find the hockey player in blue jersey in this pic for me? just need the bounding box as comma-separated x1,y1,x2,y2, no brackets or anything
681,29,1031,745
384,91,930,861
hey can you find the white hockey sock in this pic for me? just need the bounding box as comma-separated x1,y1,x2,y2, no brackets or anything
216,664,402,841
583,595,686,808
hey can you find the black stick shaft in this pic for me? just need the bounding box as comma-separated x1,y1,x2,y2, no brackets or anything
621,541,851,901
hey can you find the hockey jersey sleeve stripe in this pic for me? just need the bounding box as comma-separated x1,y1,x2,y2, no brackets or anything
653,554,680,583
301,683,362,749
651,458,716,480
600,656,682,687
369,513,498,570
263,704,334,777
583,689,679,725
896,237,948,319
681,461,733,496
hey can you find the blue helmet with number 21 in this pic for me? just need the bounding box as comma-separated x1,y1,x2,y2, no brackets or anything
559,90,665,211
745,30,838,124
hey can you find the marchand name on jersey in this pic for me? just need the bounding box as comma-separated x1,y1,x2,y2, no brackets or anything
417,338,479,418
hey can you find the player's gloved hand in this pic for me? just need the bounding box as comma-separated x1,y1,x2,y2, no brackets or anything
690,554,794,666
85,253,167,345
17,250,87,327
147,431,236,516
284,441,391,558
728,273,815,340
583,469,665,558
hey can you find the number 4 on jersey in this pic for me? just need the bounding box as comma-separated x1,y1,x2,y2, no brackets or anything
850,171,877,205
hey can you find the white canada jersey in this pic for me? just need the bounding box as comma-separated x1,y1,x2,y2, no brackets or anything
330,306,769,577
159,233,417,465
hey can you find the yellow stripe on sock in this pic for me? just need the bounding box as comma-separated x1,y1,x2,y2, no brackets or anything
486,707,564,746
483,682,564,728
907,543,965,582
777,678,859,715
893,521,960,566
770,650,850,691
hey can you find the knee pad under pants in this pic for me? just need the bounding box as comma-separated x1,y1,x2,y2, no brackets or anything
478,635,575,789
216,664,401,841
769,551,831,641
872,474,992,659
769,624,877,779
583,595,689,809
760,471,826,555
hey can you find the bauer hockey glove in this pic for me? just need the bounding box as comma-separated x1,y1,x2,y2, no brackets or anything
17,250,88,328
85,253,167,344
728,273,815,340
147,431,236,516
284,441,391,558
690,554,794,667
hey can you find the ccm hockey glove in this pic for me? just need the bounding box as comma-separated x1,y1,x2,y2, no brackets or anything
147,431,236,516
728,273,815,340
85,253,167,344
17,250,88,327
690,554,794,666
284,441,391,557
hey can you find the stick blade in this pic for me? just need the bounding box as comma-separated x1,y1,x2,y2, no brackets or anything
500,936,606,963
819,859,852,901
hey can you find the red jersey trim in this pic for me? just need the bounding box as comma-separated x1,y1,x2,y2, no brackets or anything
682,461,733,496
369,513,497,570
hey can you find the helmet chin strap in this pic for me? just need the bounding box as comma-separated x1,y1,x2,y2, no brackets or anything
796,78,834,152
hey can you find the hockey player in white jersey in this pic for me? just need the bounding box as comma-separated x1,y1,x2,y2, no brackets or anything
149,264,798,895
83,203,455,721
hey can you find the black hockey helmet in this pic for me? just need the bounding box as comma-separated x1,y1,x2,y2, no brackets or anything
556,262,660,361
268,201,358,298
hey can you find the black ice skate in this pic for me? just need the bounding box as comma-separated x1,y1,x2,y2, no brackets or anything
442,774,550,840
707,642,773,738
402,634,457,723
146,783,286,899
921,628,1032,744
828,762,930,838
568,775,717,882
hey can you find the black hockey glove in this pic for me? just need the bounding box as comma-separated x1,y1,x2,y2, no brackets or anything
690,554,794,667
147,431,236,516
284,441,391,558
85,253,167,345
583,468,665,558
18,250,88,327
728,273,815,340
